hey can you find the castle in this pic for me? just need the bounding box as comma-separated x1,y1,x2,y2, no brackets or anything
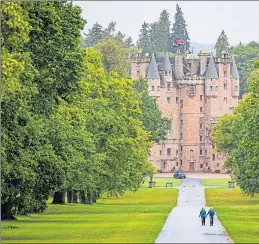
130,50,239,173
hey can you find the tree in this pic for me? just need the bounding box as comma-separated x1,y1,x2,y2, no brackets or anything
133,78,169,143
85,22,105,46
125,36,134,48
93,37,131,77
157,10,171,52
137,22,152,54
104,21,116,37
214,30,230,57
212,61,259,196
169,4,190,53
229,41,259,98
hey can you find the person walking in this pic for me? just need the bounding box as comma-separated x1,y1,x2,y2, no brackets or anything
199,207,207,226
207,207,215,226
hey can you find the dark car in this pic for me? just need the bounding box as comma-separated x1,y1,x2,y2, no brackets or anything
173,171,186,179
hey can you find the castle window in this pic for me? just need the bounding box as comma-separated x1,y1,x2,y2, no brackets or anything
205,149,207,155
224,71,227,78
180,133,183,140
217,163,219,167
206,162,208,166
200,107,203,113
180,119,183,126
167,83,171,91
224,84,227,90
212,154,215,161
176,162,179,166
200,95,203,100
157,86,160,91
215,86,218,91
224,97,227,104
176,97,179,104
151,86,155,91
180,146,183,151
163,161,167,170
200,164,203,168
160,150,162,155
167,97,171,104
180,160,183,165
200,123,203,129
200,149,203,156
200,136,203,142
165,71,168,76
180,100,183,108
209,86,213,91
167,148,171,156
176,150,178,156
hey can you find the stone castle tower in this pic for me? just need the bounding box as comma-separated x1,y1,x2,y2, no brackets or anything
130,50,239,173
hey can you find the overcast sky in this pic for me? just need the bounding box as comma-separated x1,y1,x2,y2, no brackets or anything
74,1,259,45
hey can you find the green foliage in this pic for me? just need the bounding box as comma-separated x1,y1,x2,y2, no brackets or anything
134,78,169,142
230,42,259,98
137,22,152,54
2,188,178,243
214,30,230,57
206,188,259,243
93,37,131,77
211,64,259,195
169,4,190,53
85,22,105,46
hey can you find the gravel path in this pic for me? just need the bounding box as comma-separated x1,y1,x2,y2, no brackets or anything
155,178,232,243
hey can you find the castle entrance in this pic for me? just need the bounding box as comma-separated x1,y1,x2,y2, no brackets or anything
189,162,194,172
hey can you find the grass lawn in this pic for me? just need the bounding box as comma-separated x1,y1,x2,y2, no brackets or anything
142,177,181,188
205,188,259,243
2,188,178,243
202,178,231,187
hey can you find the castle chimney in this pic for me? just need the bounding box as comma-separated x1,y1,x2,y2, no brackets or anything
174,54,184,79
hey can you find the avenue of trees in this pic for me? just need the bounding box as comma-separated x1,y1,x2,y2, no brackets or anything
212,60,259,196
1,1,167,220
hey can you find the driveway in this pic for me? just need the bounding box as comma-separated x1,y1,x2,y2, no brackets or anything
155,178,232,243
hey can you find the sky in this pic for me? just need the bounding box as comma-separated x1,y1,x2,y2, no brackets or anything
74,1,259,46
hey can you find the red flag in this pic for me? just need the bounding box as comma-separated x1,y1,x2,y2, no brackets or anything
171,39,184,47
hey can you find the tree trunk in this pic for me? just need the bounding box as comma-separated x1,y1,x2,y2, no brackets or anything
79,190,86,204
86,192,92,204
72,190,78,203
67,189,73,203
1,202,15,220
52,190,65,204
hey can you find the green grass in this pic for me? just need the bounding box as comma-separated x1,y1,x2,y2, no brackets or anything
202,178,231,187
205,188,259,243
2,188,178,243
142,177,181,188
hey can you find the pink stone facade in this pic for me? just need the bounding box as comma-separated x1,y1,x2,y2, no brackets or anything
130,51,239,173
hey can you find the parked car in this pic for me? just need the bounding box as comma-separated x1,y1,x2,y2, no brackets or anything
173,171,186,179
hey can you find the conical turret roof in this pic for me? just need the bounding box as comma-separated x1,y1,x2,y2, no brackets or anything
147,53,160,79
163,53,171,71
205,54,218,79
231,58,239,78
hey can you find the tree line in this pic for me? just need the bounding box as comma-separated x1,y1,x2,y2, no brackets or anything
1,1,168,220
212,60,259,196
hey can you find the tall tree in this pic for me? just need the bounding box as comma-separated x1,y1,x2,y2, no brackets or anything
229,41,259,98
212,60,259,196
85,22,105,46
157,10,171,52
169,4,190,53
104,21,116,37
138,22,152,54
214,30,230,57
133,78,169,142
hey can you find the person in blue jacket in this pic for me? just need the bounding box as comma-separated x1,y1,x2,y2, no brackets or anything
207,207,216,226
199,207,207,226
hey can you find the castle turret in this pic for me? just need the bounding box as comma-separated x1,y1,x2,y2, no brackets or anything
205,54,218,79
231,57,239,79
174,54,184,79
163,53,172,83
231,57,239,98
147,53,161,95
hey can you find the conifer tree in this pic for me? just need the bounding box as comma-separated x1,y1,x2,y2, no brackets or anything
157,10,171,52
169,4,190,53
215,30,230,57
137,22,152,54
86,22,105,46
